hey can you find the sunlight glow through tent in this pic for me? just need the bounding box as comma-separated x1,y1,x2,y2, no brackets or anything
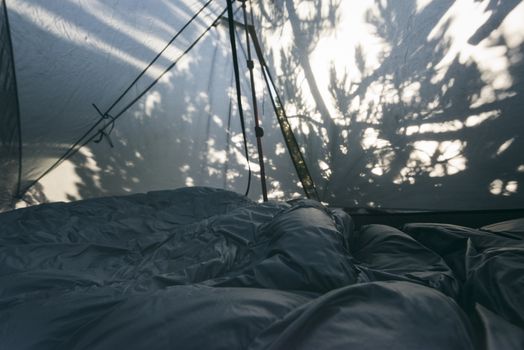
1,0,523,212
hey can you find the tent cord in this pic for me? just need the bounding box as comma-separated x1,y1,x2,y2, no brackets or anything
20,6,228,196
226,0,252,197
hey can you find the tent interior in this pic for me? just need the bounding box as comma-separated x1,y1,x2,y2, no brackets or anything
1,0,524,349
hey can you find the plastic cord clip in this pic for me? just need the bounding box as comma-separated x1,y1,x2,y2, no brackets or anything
92,103,116,148
255,126,264,137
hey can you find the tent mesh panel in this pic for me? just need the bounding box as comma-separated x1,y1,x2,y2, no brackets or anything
0,0,21,210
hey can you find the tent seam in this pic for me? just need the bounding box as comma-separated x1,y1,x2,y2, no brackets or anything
2,0,23,205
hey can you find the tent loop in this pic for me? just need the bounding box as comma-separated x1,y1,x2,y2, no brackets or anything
93,129,114,148
92,103,116,148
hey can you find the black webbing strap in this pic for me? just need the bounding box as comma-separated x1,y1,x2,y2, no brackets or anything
248,26,319,201
240,0,268,201
226,0,251,197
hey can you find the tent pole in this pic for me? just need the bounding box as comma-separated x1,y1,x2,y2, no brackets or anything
226,0,252,197
247,26,320,201
239,0,268,202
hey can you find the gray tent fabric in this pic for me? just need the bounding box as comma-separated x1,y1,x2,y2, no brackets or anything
254,0,524,210
0,0,21,211
2,0,305,208
0,0,523,211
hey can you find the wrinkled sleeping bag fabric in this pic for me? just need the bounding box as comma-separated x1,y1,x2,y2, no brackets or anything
0,187,522,349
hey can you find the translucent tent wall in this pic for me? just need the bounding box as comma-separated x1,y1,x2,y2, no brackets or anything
1,0,523,211
255,0,524,210
0,0,21,210
2,0,303,210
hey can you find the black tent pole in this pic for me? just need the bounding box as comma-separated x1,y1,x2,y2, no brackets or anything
226,0,252,197
239,0,268,201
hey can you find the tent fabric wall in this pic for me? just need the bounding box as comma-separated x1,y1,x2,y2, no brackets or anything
254,0,524,210
1,0,523,211
4,0,303,209
0,0,21,211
